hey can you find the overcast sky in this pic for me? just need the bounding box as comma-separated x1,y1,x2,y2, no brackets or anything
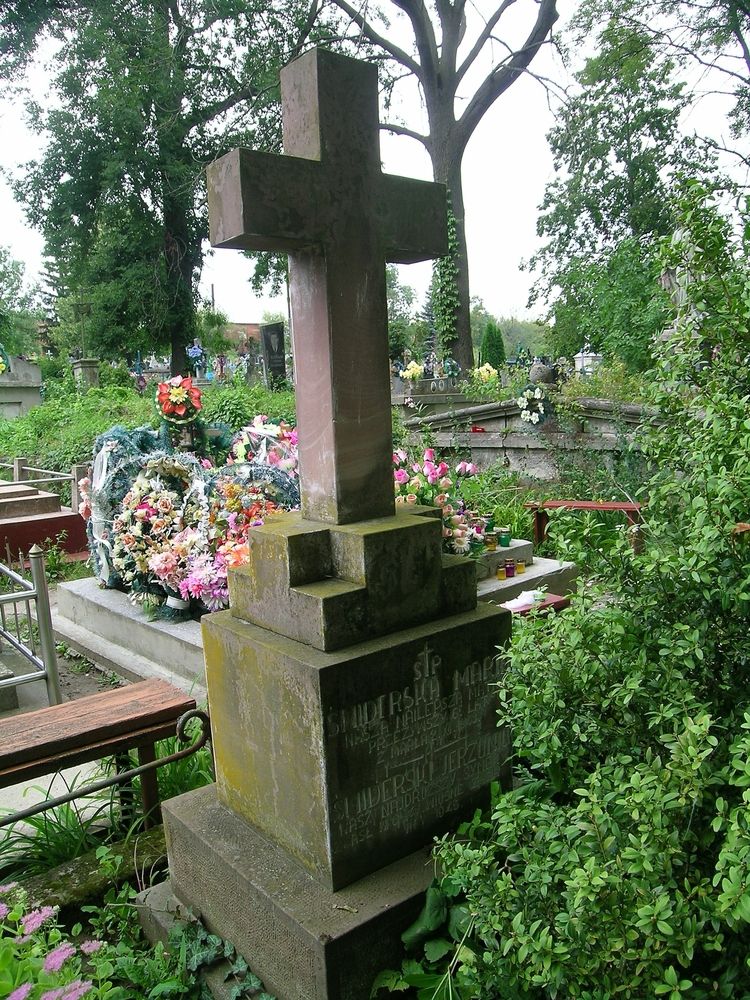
0,5,746,328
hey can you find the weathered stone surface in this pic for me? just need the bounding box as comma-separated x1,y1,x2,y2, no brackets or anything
206,49,447,525
0,662,19,712
0,489,61,520
163,785,432,1000
203,602,510,891
230,510,472,651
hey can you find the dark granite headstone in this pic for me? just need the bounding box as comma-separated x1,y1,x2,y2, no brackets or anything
260,322,286,385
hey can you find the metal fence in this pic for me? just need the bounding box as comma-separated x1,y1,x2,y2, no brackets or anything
0,545,61,706
0,457,89,512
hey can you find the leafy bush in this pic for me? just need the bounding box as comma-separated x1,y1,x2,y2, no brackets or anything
479,320,506,369
199,380,296,431
379,185,750,997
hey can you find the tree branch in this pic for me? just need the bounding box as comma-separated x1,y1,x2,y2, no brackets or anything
187,85,270,131
456,0,517,85
457,0,559,148
330,0,421,77
391,0,439,82
380,120,429,146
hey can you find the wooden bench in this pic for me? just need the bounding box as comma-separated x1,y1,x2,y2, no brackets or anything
524,500,644,549
0,679,196,828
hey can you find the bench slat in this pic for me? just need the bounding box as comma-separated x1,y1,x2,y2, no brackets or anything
0,679,195,769
0,719,183,789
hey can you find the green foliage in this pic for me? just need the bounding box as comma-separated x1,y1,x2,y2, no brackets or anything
555,358,652,405
479,320,506,369
0,383,154,476
386,265,426,359
199,382,296,431
381,185,750,997
529,22,718,369
432,203,460,357
0,244,38,355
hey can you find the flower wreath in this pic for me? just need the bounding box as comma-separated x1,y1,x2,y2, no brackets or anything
156,375,202,425
517,384,548,425
0,343,11,376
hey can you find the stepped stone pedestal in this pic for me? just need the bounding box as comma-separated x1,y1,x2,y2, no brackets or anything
159,509,511,998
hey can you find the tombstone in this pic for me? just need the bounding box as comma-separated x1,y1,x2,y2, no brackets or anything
153,49,511,1000
260,321,286,386
0,356,42,417
71,358,100,388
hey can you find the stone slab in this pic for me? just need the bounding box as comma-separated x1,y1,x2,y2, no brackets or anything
0,490,61,519
162,785,433,1000
0,484,38,500
55,578,205,691
0,661,19,712
477,555,578,604
203,601,510,890
474,538,533,580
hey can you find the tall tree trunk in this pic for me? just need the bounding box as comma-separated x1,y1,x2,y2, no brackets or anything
432,147,474,372
163,185,196,375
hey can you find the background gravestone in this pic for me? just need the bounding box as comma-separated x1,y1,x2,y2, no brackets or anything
260,321,286,385
0,357,42,418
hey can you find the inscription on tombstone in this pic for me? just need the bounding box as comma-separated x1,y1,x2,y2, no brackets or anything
260,321,286,385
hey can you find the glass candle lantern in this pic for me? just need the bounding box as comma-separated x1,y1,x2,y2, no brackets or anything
496,564,506,580
516,559,526,574
505,559,515,578
499,526,512,547
484,531,498,551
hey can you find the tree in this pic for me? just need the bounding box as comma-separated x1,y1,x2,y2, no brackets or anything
330,0,560,372
386,264,417,358
528,22,715,368
575,0,750,157
6,0,319,372
479,318,506,368
0,245,39,355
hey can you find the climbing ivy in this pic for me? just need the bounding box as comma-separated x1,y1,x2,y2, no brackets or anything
431,199,460,357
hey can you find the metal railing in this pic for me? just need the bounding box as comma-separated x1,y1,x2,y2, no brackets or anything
0,545,61,706
0,457,90,512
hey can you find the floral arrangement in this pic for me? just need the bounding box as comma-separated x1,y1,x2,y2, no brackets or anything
393,447,480,555
517,384,548,424
401,360,425,382
156,375,202,425
442,356,460,377
186,341,206,373
77,476,91,519
229,415,298,477
0,343,10,376
473,362,498,383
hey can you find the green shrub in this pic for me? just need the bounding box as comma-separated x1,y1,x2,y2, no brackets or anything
479,319,506,369
379,185,750,998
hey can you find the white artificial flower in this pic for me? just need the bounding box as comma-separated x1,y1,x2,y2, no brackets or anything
516,397,526,408
534,387,543,399
538,403,545,414
531,412,540,424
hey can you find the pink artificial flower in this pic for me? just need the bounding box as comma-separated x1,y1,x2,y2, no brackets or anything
411,462,421,473
408,477,422,490
8,986,33,1000
44,942,77,972
456,461,479,476
437,462,449,476
443,505,454,516
439,477,452,489
434,493,448,506
79,939,103,955
423,448,435,462
406,494,418,504
426,470,439,485
395,494,405,504
394,469,409,485
200,458,213,469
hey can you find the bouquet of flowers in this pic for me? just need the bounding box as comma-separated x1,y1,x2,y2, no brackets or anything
0,343,10,376
393,448,480,555
187,342,207,373
156,375,202,425
517,385,548,425
229,415,298,478
401,360,425,382
474,363,498,383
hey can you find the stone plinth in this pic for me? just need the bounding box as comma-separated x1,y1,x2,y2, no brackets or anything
163,786,431,1000
204,601,509,891
72,358,100,388
0,358,42,417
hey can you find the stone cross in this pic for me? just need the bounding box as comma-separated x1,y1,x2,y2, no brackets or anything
206,48,447,524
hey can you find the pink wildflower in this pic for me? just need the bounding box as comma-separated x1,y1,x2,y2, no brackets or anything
79,939,103,955
8,986,33,1000
44,942,76,972
63,982,93,1000
21,905,56,935
0,882,18,893
0,903,9,919
39,990,65,1000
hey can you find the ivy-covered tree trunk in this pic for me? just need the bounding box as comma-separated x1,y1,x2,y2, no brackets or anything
434,155,472,371
162,186,197,376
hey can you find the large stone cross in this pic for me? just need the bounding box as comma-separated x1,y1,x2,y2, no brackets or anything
207,48,447,524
